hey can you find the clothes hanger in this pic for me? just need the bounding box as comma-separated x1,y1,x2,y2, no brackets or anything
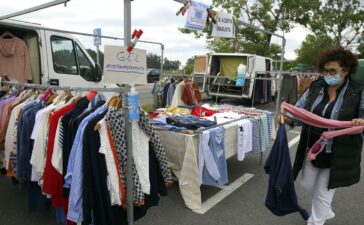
0,31,15,39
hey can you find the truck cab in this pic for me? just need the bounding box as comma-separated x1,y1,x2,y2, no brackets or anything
0,19,103,87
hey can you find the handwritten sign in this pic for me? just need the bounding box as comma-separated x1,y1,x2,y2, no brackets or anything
103,45,147,84
185,1,208,32
211,12,235,38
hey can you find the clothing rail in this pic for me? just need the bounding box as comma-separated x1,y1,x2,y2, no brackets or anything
194,113,269,165
175,74,284,81
0,80,139,224
194,116,253,134
0,80,126,93
255,71,322,77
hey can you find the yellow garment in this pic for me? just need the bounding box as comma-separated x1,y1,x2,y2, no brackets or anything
220,57,247,81
166,106,191,115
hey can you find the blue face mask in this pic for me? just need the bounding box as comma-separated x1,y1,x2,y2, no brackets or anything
324,74,342,86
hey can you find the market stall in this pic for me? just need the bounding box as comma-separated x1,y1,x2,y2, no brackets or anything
150,102,274,210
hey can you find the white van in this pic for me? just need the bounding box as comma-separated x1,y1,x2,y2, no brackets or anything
193,53,274,101
0,19,104,87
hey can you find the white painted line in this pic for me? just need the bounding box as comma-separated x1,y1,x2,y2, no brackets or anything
288,135,300,148
193,173,254,214
289,130,301,134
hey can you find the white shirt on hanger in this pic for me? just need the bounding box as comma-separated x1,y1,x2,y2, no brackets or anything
98,118,122,206
171,81,185,107
132,123,150,195
52,115,64,174
235,119,253,161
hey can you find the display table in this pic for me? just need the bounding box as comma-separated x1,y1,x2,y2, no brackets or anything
156,122,240,210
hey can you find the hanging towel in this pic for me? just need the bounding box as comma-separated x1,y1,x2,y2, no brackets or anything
264,124,309,220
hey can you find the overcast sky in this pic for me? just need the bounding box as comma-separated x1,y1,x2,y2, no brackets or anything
0,0,311,65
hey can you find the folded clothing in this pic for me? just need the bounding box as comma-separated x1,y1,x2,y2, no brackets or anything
166,115,217,130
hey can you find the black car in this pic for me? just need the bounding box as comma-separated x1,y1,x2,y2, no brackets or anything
147,69,161,83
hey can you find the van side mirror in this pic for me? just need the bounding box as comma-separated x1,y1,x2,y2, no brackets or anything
95,63,103,82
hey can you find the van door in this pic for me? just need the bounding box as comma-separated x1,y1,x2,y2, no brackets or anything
44,31,100,87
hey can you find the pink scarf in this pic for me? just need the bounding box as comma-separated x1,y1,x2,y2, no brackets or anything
281,102,364,160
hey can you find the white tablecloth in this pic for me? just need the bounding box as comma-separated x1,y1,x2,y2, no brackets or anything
156,122,239,210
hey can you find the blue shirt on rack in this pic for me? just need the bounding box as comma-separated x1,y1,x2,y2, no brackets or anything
65,103,108,223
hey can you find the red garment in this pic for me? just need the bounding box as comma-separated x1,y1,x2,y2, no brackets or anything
181,80,201,105
42,102,75,217
191,106,216,117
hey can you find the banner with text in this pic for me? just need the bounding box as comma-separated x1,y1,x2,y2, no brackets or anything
185,1,208,32
103,45,147,84
211,12,235,38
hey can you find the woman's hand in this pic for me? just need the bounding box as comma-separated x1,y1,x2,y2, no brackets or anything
276,114,294,125
352,118,364,126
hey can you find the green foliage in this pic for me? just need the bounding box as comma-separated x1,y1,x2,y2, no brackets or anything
86,49,104,68
306,0,364,47
358,33,364,59
163,58,181,71
146,53,162,69
295,34,335,67
183,57,195,74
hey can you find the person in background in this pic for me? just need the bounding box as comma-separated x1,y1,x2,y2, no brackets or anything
282,46,364,225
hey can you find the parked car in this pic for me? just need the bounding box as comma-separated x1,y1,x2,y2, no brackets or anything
147,68,161,83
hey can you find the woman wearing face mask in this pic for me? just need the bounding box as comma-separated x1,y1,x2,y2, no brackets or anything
282,46,364,225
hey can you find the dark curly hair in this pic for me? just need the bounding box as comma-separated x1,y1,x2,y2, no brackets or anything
318,46,358,75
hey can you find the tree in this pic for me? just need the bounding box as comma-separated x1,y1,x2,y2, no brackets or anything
180,0,320,57
305,0,364,47
183,57,195,74
295,34,335,67
86,49,104,68
357,32,364,59
163,58,181,71
146,53,162,69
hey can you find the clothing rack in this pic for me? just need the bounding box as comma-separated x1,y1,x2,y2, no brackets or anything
181,74,283,81
194,110,271,165
0,80,137,225
1,80,127,93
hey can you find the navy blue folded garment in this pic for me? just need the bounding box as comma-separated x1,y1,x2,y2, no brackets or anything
166,115,217,130
264,124,309,220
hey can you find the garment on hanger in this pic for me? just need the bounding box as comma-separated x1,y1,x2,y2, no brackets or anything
0,86,173,225
0,32,32,83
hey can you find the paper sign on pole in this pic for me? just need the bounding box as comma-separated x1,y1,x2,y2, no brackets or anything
185,1,208,32
103,45,147,84
211,12,235,38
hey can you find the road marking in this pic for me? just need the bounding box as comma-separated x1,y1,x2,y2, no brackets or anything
288,135,300,148
193,173,254,214
289,130,301,134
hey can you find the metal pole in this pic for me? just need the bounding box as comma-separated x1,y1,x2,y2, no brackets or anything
161,44,165,76
274,37,286,118
124,1,133,225
96,45,100,65
0,0,70,21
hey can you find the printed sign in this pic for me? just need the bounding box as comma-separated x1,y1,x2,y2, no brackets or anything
185,1,208,32
103,45,147,84
93,28,101,46
211,12,235,38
